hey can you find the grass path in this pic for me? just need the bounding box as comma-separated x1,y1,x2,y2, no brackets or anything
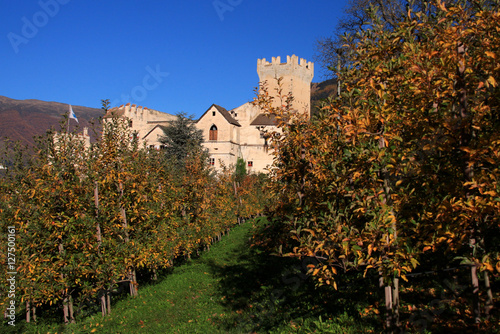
15,219,373,333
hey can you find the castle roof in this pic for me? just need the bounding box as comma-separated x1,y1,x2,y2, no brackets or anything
198,104,241,126
103,106,126,118
143,124,169,140
250,113,277,126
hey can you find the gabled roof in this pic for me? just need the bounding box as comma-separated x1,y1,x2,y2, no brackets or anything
143,124,169,140
198,104,241,127
250,113,277,126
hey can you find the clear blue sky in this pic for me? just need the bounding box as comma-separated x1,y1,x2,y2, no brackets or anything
1,0,345,119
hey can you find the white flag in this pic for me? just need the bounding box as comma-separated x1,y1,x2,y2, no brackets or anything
69,105,78,123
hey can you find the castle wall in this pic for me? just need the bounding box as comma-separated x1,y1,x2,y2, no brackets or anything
197,105,236,143
107,55,314,174
231,103,262,146
143,125,167,149
107,103,176,147
257,55,314,116
197,105,240,168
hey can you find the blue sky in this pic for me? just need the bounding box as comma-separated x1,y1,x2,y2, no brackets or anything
1,0,346,119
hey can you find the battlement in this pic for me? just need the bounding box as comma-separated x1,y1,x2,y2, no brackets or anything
257,54,313,69
257,54,314,82
256,55,314,115
107,104,166,118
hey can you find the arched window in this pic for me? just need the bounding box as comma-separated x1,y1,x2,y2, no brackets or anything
209,125,218,141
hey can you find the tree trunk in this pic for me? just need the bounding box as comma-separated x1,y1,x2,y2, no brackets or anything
378,129,399,333
95,182,102,248
385,285,393,333
484,271,493,318
68,296,75,324
26,301,30,323
392,278,400,328
58,242,71,324
107,290,112,315
119,182,136,297
456,41,481,325
63,296,69,324
118,182,130,243
471,262,481,323
129,268,138,297
132,269,137,294
101,293,107,316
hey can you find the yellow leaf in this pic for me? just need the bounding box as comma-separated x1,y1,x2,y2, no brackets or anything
487,76,497,87
368,244,373,256
485,51,495,59
436,237,447,244
483,263,494,272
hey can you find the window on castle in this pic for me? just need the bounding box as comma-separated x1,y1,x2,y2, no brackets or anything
209,125,218,141
209,158,215,166
129,120,133,127
247,161,253,167
212,111,216,116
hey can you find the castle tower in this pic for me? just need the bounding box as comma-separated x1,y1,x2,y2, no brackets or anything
257,55,314,116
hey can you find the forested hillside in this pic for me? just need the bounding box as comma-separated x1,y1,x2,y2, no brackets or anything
0,96,102,146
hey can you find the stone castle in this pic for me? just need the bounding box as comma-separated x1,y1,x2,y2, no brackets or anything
105,55,314,173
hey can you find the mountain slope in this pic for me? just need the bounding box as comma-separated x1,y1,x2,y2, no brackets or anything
0,96,103,146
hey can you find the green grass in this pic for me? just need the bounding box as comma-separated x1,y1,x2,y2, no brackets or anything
7,219,375,333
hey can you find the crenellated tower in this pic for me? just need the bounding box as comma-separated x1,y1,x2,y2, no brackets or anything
257,54,314,116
